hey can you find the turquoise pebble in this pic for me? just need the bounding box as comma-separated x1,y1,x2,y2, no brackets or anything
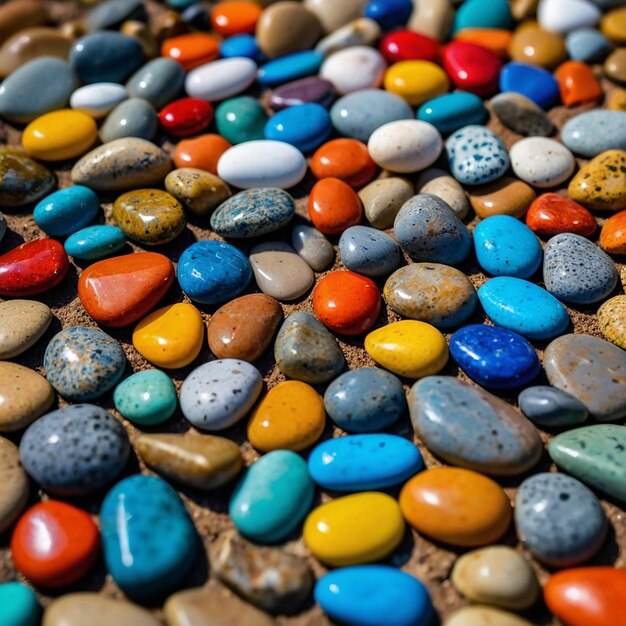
215,96,267,144
566,28,613,63
33,185,100,238
101,475,197,599
220,34,264,62
500,62,560,110
64,225,126,260
561,110,626,158
229,450,314,543
417,91,488,135
126,58,186,110
264,103,332,153
0,582,39,626
167,0,197,8
453,0,513,33
258,51,324,87
114,369,177,425
478,276,570,341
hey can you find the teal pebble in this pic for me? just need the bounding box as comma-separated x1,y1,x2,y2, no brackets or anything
33,185,100,238
0,583,39,626
114,369,177,425
64,224,126,260
453,0,513,33
99,98,158,143
417,92,488,135
215,95,268,144
167,0,197,8
126,58,186,109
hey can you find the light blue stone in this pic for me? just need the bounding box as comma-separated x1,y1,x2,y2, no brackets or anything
364,0,413,30
0,582,39,626
33,185,100,238
221,34,264,62
453,0,513,32
315,566,434,626
264,103,332,153
64,225,126,260
561,110,626,157
566,28,613,63
500,62,560,109
338,226,402,277
308,434,423,491
417,91,488,135
101,475,197,599
473,215,542,278
126,58,186,109
99,98,158,143
229,450,314,543
258,51,324,87
114,369,177,425
478,277,570,340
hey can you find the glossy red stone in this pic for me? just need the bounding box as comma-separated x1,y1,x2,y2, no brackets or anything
379,30,439,63
526,192,597,238
441,41,502,96
158,98,214,138
0,238,69,297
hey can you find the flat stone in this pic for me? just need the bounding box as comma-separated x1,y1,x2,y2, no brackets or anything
562,110,626,157
99,98,158,143
518,385,588,427
0,299,51,360
290,225,334,271
0,149,55,207
165,168,230,218
416,168,469,219
0,437,28,534
339,225,402,277
490,92,554,136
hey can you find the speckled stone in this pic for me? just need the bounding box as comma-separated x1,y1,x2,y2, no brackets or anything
490,92,554,136
0,299,51,360
518,385,588,427
275,311,345,383
515,472,607,567
384,263,477,328
291,225,334,271
180,359,262,431
114,369,177,426
510,137,576,188
19,404,130,496
99,98,158,144
44,326,126,402
416,168,469,219
126,58,185,110
562,110,626,157
544,334,626,421
358,176,415,229
0,437,29,533
467,177,536,219
339,226,402,277
165,168,230,217
409,376,542,476
0,149,55,207
598,295,626,349
543,233,618,304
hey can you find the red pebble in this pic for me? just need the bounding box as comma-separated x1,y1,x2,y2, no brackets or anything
554,60,603,107
309,178,363,235
526,192,597,238
313,270,381,335
379,30,439,64
11,501,99,588
441,41,502,96
159,98,214,138
310,138,378,188
0,239,69,297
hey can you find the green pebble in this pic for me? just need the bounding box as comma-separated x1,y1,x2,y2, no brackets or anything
114,369,177,426
215,96,268,145
0,582,40,626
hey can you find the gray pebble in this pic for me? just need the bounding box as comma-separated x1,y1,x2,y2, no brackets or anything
561,110,626,158
566,28,613,63
490,92,554,137
518,385,588,427
99,97,158,143
126,58,185,110
291,224,334,271
338,225,401,277
88,0,146,31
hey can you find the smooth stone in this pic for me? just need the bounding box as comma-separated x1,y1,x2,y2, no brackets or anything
526,192,597,238
264,102,331,153
257,50,324,87
0,299,51,360
88,0,147,31
324,367,406,432
510,137,576,188
0,438,29,534
538,0,601,34
379,28,440,64
0,57,77,124
70,82,128,119
444,607,534,626
304,0,368,33
394,193,471,265
274,311,345,384
365,0,412,29
0,149,55,207
215,96,267,145
410,376,542,475
114,369,177,426
416,168,469,218
339,225,401,277
270,76,336,110
291,224,334,271
316,17,380,58
605,47,626,83
359,176,415,228
441,41,502,97
601,210,626,255
467,177,536,219
453,0,512,31
519,385,588,427
120,20,159,58
417,91,488,136
384,262,477,328
44,327,126,401
562,110,626,158
478,277,570,340
34,185,99,238
309,178,363,234
384,59,450,106
509,25,566,68
451,546,539,610
544,334,626,421
20,404,129,496
101,475,196,599
320,46,386,95
220,34,263,61
0,0,48,45
407,0,454,41
490,92,554,136
185,57,257,101
0,362,54,432
165,168,230,218
0,582,39,626
598,295,626,349
566,27,614,62
71,138,172,191
126,58,185,109
99,98,158,143
602,6,626,43
499,61,560,109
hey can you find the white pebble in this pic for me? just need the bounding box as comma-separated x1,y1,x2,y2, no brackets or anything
70,83,128,119
510,137,576,188
185,57,257,102
538,0,601,34
320,46,386,95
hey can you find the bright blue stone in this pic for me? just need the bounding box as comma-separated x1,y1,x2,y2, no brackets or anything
264,103,332,153
566,28,613,63
500,62,560,110
473,215,542,278
101,475,197,599
450,324,541,389
364,0,413,30
453,0,513,33
0,583,39,626
417,91,488,135
315,566,434,626
258,51,324,87
561,110,626,157
230,450,314,543
34,185,100,238
64,225,126,260
478,277,570,341
338,225,402,277
177,240,252,305
308,434,423,491
220,34,264,62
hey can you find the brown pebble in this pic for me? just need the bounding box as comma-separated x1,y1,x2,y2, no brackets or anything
165,168,231,217
120,20,159,59
509,25,566,69
406,0,454,41
0,0,48,46
0,436,29,534
0,147,56,207
604,48,626,83
358,176,415,229
154,10,188,42
0,299,52,360
468,176,537,219
305,0,368,34
511,0,538,20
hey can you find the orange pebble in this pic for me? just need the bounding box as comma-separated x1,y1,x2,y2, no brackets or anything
399,467,512,547
454,28,513,59
310,138,378,188
210,1,262,36
173,133,232,174
162,33,220,71
554,60,603,107
309,177,363,235
544,567,626,626
600,209,626,255
313,270,381,335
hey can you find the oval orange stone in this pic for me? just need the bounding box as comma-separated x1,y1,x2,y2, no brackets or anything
309,177,363,235
310,138,378,188
554,60,603,107
210,1,262,36
313,270,381,335
544,567,626,626
399,467,512,547
454,28,513,59
173,133,232,175
526,193,597,238
162,33,220,71
78,252,175,327
600,209,626,255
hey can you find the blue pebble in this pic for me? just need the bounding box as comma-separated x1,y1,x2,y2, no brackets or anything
473,215,542,278
453,0,513,33
566,28,613,63
0,582,39,626
258,51,324,87
417,91,488,135
33,185,100,238
177,240,252,305
221,34,264,62
264,103,332,153
561,110,626,158
478,277,570,341
308,434,423,491
64,224,126,260
339,226,402,277
450,324,541,389
500,62,560,110
324,367,407,433
315,566,434,626
364,0,413,30
518,385,588,427
101,475,197,599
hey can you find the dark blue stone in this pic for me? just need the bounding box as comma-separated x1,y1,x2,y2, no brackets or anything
500,62,560,110
365,0,413,30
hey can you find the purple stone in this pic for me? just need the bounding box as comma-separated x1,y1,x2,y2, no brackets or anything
269,77,336,111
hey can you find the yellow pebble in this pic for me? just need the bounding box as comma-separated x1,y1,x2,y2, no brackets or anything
597,295,626,350
133,303,204,369
601,7,626,44
22,109,97,161
365,320,449,379
607,87,626,111
247,381,325,452
384,60,450,106
303,492,404,566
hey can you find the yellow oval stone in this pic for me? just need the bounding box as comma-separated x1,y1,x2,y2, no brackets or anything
597,295,626,350
365,320,448,379
601,7,626,44
303,492,404,566
607,87,626,112
247,380,325,452
22,109,97,161
133,303,204,369
384,60,450,106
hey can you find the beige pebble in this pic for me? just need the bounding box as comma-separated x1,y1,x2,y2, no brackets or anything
604,47,626,83
0,436,29,533
359,176,414,229
304,0,368,33
444,606,534,626
468,177,536,219
407,0,454,41
165,168,231,217
0,0,48,45
315,17,381,56
0,299,51,360
417,168,469,218
597,295,626,350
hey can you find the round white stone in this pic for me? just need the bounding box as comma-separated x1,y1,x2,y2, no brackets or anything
320,45,386,95
70,83,128,119
185,57,257,102
538,0,601,34
510,137,576,188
